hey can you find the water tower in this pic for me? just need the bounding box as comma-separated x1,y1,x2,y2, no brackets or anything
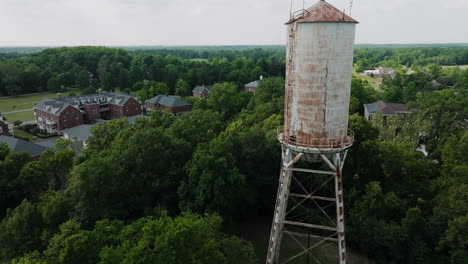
266,1,357,264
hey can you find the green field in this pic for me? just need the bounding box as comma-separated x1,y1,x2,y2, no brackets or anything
189,58,209,62
0,91,73,113
442,65,468,69
4,111,35,122
12,127,34,141
352,71,382,91
12,127,59,142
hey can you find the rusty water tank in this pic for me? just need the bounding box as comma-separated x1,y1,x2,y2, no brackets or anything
282,0,358,150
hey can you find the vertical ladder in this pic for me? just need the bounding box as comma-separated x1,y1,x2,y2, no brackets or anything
334,153,346,264
266,148,293,264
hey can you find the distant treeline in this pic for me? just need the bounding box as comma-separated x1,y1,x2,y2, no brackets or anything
0,46,285,96
2,45,468,96
2,43,468,54
354,47,468,72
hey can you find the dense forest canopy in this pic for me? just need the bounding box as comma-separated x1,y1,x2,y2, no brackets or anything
0,46,467,264
1,45,468,96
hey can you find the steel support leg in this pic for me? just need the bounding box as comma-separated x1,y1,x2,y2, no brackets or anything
266,148,348,264
267,147,294,264
333,153,346,264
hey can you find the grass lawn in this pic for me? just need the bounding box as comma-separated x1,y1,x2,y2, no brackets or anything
442,65,468,70
4,111,35,122
189,58,209,62
12,127,33,141
12,127,59,143
353,73,382,91
0,91,73,113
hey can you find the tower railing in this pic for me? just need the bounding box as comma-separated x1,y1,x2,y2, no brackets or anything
277,127,354,153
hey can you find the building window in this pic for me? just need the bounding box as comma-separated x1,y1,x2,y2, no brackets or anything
75,115,79,119
92,109,97,114
63,117,67,121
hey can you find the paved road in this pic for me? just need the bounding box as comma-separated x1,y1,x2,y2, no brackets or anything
2,108,33,114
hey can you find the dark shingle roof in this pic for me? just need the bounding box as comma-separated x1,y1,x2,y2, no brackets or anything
192,85,213,93
244,80,261,88
146,95,191,108
62,115,147,143
0,136,49,157
34,92,134,116
364,101,410,116
35,99,71,116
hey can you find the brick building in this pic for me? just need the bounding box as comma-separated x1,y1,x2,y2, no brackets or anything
364,101,411,121
146,95,192,115
192,85,213,98
0,115,9,136
363,67,396,79
34,92,142,134
0,136,49,160
244,76,263,93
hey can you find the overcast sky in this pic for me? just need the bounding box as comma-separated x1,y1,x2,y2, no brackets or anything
1,0,467,46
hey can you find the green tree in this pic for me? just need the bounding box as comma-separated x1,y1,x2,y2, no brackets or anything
427,63,443,80
56,72,74,88
0,200,43,261
76,70,89,88
255,77,284,104
8,251,47,264
175,78,191,96
415,89,468,159
179,138,246,220
98,214,256,264
207,82,251,120
128,65,144,87
47,78,60,92
438,215,468,264
85,119,131,154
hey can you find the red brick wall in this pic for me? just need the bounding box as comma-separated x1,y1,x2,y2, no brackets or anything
193,90,209,98
109,98,141,119
84,104,100,122
109,105,124,119
57,106,84,130
0,120,8,136
244,86,256,93
145,102,156,110
122,98,142,117
35,109,59,127
35,109,57,122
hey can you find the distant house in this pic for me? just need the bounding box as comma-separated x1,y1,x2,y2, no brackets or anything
244,76,263,93
0,135,49,160
364,101,411,121
192,85,213,98
62,119,106,148
430,80,442,88
0,115,9,136
62,114,147,148
363,67,396,79
146,95,192,116
34,91,142,135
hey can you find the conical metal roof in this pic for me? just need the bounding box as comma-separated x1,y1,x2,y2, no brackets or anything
287,0,358,24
